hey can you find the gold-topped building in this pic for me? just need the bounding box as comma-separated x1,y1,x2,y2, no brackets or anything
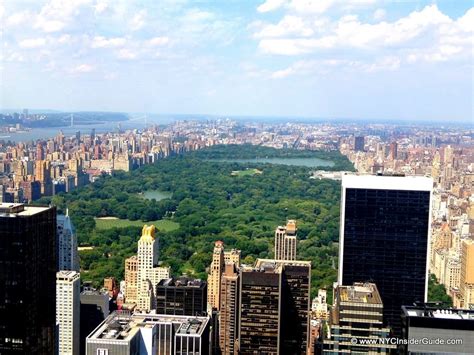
124,225,170,311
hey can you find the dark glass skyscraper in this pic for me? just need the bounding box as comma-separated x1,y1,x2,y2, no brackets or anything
0,203,57,354
239,259,311,354
339,175,432,335
156,277,207,316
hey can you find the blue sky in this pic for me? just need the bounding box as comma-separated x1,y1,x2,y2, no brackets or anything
0,0,472,122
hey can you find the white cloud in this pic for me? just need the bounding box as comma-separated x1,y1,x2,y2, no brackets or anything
129,9,147,31
256,4,472,64
254,15,314,38
71,63,95,73
271,56,401,78
373,8,386,21
91,36,126,48
57,34,72,44
34,0,92,32
117,48,137,60
6,11,32,27
257,0,286,13
104,72,118,80
94,0,109,15
147,37,170,46
19,38,47,49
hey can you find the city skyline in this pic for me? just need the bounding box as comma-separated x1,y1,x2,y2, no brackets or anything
1,0,473,122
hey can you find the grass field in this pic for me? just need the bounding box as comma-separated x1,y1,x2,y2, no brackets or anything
95,218,180,231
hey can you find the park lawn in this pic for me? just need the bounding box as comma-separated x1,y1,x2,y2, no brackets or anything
95,218,180,232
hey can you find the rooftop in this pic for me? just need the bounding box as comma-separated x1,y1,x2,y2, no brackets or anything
158,277,206,288
87,311,210,342
338,282,382,305
0,203,51,216
403,305,474,321
342,174,433,192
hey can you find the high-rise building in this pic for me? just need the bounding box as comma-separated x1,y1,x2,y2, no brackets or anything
354,136,365,152
207,241,241,310
460,238,474,308
56,270,80,355
124,255,138,304
136,225,170,311
156,277,207,316
274,220,297,261
401,305,474,354
389,141,398,160
208,241,225,310
339,174,432,335
219,262,240,355
86,312,210,355
323,282,396,354
239,259,311,354
80,288,109,355
57,210,80,271
0,203,57,354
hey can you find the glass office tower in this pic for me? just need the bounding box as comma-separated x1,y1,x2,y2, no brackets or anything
0,203,57,354
339,175,432,335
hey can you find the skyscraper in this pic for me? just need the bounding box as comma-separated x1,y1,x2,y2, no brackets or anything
156,277,207,316
274,220,297,261
86,312,211,355
460,238,474,308
0,203,57,354
136,225,170,311
401,305,474,354
56,270,80,355
239,259,311,354
354,136,365,152
389,141,398,160
208,240,225,310
339,174,432,335
57,210,79,271
219,262,240,355
323,282,395,354
124,255,138,304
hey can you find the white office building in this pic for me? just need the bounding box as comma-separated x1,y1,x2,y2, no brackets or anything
56,270,80,355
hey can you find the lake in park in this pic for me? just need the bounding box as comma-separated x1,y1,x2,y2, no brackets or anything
210,157,335,168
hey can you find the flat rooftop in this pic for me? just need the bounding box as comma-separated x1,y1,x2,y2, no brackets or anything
158,277,206,288
87,312,210,342
338,282,382,305
0,203,51,216
342,174,433,192
403,306,474,321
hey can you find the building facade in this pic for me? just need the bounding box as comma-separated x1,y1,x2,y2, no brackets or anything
56,270,80,355
323,282,396,354
156,277,207,316
339,175,432,335
124,255,138,304
136,225,170,311
86,312,210,355
208,241,225,310
0,203,57,354
57,211,80,271
401,305,474,354
239,259,311,354
274,220,297,261
219,262,240,355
